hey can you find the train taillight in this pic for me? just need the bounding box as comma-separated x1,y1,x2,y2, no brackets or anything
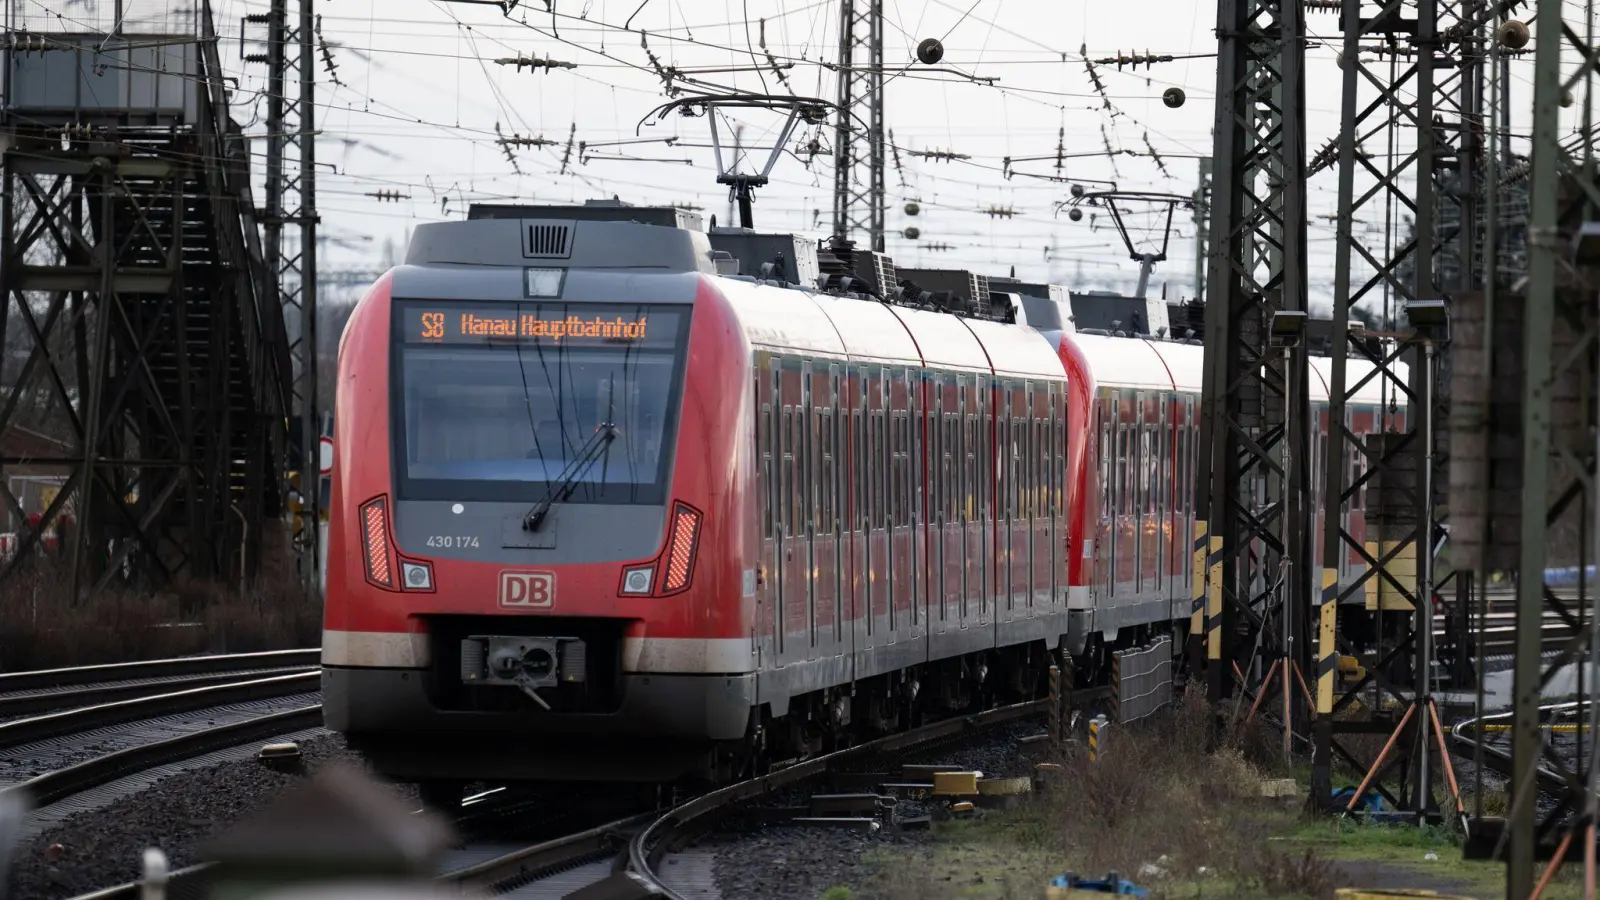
361,497,394,588
662,502,702,593
359,494,434,592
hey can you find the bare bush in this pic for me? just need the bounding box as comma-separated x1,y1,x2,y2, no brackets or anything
865,689,1338,899
0,557,318,670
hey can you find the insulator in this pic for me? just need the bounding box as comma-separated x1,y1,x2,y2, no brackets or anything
1068,208,1084,222
916,37,945,65
1162,87,1186,109
903,226,921,240
1498,19,1530,50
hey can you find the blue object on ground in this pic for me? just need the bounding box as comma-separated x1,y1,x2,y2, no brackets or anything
1331,785,1384,812
1049,872,1149,896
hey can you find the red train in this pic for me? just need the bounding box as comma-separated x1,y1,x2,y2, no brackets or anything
321,204,1395,803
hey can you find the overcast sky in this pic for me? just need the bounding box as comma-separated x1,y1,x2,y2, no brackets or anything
11,0,1582,316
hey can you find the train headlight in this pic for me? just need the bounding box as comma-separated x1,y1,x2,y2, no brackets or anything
525,267,565,298
621,566,654,595
402,561,433,591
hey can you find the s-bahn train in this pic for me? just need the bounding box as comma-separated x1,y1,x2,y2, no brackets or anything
321,202,1398,801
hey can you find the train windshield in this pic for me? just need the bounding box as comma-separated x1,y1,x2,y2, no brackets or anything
392,301,691,504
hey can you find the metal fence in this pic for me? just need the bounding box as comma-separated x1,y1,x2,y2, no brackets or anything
1112,635,1175,725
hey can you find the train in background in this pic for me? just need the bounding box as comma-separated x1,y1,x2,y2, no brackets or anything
319,201,1399,803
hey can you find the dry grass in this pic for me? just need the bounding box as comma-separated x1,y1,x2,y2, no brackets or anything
0,557,319,671
860,688,1341,900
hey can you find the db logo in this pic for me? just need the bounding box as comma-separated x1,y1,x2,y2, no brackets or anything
499,571,555,610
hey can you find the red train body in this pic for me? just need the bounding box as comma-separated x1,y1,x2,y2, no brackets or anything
320,206,1396,792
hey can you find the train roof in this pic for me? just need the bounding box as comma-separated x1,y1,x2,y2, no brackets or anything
1072,331,1403,406
713,276,1063,380
407,206,1406,405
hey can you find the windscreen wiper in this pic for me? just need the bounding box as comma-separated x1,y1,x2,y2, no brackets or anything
523,422,620,532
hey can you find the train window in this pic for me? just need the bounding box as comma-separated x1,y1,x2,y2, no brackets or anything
1100,404,1112,519
1176,421,1187,516
900,410,912,528
780,405,792,537
940,413,953,518
392,300,690,505
871,406,883,531
850,403,861,532
808,398,817,536
1152,419,1164,515
826,412,838,534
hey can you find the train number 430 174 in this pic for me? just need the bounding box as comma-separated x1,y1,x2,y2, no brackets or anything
425,535,480,548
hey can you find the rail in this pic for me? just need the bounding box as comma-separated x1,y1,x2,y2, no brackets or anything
66,698,1049,900
11,704,323,808
0,672,320,748
1448,701,1587,800
0,649,319,694
626,698,1045,899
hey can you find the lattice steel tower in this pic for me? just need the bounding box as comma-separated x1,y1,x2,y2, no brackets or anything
831,0,886,251
246,0,320,595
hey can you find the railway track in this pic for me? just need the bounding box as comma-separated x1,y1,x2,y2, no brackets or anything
1435,610,1581,658
0,649,318,721
71,698,1048,900
0,655,323,817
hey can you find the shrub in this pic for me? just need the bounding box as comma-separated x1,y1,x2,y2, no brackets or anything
0,556,318,671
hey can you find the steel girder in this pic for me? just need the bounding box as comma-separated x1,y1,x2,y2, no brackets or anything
1312,0,1487,818
0,145,278,595
1198,0,1313,745
1501,0,1600,888
830,0,885,252
0,10,289,595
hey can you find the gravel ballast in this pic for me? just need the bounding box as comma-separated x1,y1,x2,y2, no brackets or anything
701,718,1045,900
5,732,411,900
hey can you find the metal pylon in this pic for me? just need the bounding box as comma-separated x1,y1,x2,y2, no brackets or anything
831,0,885,251
246,0,320,595
1311,0,1485,821
1197,0,1312,746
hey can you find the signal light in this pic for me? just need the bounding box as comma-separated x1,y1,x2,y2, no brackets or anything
361,497,394,588
662,503,701,593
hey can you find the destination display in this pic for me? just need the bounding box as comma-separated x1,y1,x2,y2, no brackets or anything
400,304,666,345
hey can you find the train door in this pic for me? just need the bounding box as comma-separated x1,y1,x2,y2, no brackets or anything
888,366,922,648
1166,393,1182,606
756,356,777,672
867,367,891,650
958,373,977,631
908,369,925,640
926,373,946,638
970,374,990,627
801,361,819,661
776,358,807,669
1032,383,1052,613
1017,377,1030,614
845,366,865,679
1099,393,1114,602
1009,382,1029,621
941,375,963,636
1183,395,1198,600
1155,391,1168,600
812,363,842,662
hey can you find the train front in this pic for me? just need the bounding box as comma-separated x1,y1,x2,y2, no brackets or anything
320,211,755,789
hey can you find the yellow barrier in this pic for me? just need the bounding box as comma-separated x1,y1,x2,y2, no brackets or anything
1331,883,1465,890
